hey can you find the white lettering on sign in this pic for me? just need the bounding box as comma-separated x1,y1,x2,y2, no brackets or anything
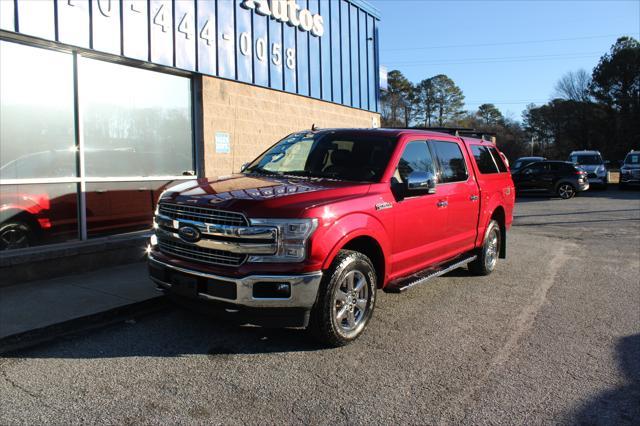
241,0,324,37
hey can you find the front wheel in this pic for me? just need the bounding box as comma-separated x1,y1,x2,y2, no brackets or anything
0,221,33,250
557,183,576,199
469,219,501,276
308,250,377,347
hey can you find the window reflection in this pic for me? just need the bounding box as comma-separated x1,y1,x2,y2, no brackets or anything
0,41,76,179
85,181,170,238
0,183,78,250
79,57,193,178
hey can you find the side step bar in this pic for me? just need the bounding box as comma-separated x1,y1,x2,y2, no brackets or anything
383,255,477,293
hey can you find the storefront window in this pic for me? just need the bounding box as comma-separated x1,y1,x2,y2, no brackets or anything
0,40,194,251
0,41,76,180
79,57,193,178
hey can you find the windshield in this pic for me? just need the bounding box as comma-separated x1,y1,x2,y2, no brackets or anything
624,153,640,165
512,158,540,170
244,132,396,182
569,154,602,165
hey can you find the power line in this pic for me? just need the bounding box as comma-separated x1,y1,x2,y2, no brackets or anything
394,53,600,67
390,51,602,66
381,33,637,52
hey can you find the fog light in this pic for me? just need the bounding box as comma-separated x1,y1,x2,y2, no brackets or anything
253,282,291,298
150,234,158,246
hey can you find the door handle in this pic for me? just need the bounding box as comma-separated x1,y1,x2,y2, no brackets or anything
437,200,448,208
470,195,479,201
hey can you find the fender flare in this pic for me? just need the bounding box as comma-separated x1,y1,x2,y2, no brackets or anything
321,214,391,282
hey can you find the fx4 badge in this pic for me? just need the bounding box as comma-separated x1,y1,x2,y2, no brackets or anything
375,202,393,211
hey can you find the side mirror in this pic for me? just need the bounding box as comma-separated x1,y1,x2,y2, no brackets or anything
406,171,437,194
240,163,250,172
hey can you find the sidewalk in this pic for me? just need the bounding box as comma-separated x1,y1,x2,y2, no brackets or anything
0,262,167,354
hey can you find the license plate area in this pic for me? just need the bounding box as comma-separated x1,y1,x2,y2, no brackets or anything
171,273,199,297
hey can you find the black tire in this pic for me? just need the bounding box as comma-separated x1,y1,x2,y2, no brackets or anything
308,250,377,347
0,221,33,250
557,182,576,199
469,220,501,276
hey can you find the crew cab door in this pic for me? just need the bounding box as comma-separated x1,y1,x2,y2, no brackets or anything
390,140,448,278
429,139,480,255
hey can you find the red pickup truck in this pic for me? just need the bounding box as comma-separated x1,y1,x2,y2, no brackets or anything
148,128,514,346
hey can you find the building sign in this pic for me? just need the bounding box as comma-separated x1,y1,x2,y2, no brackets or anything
0,0,380,113
215,132,231,154
240,0,324,37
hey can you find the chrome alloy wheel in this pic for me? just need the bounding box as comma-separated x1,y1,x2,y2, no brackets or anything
485,228,499,271
332,270,370,335
558,184,575,199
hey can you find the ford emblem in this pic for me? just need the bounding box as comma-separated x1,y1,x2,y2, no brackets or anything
178,225,201,243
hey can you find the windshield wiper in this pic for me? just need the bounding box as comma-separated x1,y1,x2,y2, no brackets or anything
245,167,282,177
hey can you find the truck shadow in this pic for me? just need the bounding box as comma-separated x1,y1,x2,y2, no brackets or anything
571,333,640,424
2,307,331,359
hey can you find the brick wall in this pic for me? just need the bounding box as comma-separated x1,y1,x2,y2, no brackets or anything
201,76,381,177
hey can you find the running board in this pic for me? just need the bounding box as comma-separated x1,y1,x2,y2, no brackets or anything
383,255,477,293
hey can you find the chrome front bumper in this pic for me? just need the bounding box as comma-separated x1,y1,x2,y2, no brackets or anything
148,255,322,309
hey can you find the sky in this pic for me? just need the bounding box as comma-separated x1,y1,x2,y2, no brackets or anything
370,0,640,121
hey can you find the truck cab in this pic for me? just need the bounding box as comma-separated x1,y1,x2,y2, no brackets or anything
148,128,515,346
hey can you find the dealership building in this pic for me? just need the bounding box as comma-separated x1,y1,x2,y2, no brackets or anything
0,0,381,281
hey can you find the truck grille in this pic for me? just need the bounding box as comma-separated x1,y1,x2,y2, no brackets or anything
158,237,247,267
158,203,247,226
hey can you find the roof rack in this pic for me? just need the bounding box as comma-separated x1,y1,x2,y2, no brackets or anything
391,126,497,142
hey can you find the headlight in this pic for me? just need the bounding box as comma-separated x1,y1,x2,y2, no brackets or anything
247,218,318,263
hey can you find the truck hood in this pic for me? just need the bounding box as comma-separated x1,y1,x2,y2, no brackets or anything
160,174,371,218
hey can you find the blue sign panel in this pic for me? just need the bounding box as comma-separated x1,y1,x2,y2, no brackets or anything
0,0,14,32
236,0,253,83
122,0,148,61
319,0,331,102
92,0,121,55
5,0,380,113
150,0,173,67
196,0,216,76
217,0,235,79
174,0,196,71
57,0,90,48
252,12,269,87
17,0,55,40
268,16,283,90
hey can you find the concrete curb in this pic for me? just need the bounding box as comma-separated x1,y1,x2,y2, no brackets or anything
0,296,170,356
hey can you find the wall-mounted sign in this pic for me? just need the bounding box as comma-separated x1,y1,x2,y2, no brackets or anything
0,0,380,113
215,132,231,154
241,0,324,37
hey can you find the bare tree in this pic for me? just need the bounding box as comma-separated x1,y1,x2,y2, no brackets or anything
554,69,592,102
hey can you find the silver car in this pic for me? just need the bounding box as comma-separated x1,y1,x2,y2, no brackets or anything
568,150,608,189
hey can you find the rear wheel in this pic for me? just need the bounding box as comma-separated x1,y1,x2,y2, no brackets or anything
469,220,501,276
309,250,377,347
0,221,33,250
557,183,576,199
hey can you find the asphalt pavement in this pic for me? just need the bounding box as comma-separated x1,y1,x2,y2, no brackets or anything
1,187,639,425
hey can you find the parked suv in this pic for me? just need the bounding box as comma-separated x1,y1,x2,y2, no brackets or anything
147,129,515,346
619,150,640,189
511,156,545,171
568,150,608,189
512,160,588,199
